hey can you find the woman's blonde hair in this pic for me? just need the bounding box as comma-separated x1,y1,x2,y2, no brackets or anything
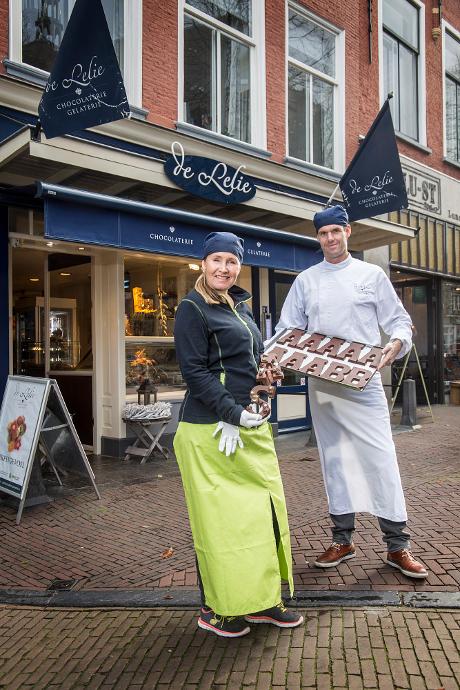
194,272,234,307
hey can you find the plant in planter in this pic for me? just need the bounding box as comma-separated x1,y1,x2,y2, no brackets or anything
131,348,159,404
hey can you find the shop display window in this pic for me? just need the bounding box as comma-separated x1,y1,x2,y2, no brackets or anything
124,254,252,400
443,282,460,384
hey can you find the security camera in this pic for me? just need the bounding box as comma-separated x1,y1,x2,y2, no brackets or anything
9,238,20,248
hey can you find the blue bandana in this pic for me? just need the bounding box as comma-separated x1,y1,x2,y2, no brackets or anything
202,231,244,262
313,205,349,232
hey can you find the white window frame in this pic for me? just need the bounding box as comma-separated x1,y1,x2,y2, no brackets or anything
285,1,345,174
8,0,143,108
178,0,267,149
442,20,460,164
378,0,426,147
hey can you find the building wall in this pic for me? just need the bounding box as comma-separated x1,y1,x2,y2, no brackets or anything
0,0,7,75
0,0,459,185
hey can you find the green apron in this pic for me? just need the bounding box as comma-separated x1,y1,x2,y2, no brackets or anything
173,421,294,616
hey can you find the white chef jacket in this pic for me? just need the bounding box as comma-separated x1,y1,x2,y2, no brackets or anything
275,254,412,522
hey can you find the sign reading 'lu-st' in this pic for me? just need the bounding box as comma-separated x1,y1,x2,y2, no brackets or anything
265,328,383,390
164,142,257,205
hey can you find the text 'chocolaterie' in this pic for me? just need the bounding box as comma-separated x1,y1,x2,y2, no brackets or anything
264,329,383,390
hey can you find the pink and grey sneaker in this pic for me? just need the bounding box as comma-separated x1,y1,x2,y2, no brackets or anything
245,602,304,628
198,607,250,638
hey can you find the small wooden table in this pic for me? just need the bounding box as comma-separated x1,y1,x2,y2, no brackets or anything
123,417,171,463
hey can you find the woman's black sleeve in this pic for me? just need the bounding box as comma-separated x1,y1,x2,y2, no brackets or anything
174,300,244,425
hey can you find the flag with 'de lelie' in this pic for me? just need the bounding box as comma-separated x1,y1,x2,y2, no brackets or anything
38,0,129,139
339,99,408,222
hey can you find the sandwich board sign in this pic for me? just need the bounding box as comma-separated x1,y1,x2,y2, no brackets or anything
0,376,100,524
264,328,383,390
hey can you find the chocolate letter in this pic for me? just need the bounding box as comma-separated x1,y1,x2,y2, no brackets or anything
298,332,326,353
321,361,352,382
300,356,328,377
335,342,364,363
315,336,346,358
283,351,307,370
276,328,305,348
343,367,373,389
357,347,383,369
265,346,289,365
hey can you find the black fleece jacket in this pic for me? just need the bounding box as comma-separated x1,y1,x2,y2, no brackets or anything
174,286,263,425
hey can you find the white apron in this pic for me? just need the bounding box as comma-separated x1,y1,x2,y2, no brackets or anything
308,372,407,522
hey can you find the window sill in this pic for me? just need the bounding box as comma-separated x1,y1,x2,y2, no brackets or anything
175,121,272,159
3,59,48,87
283,156,341,182
396,131,432,155
3,58,146,118
443,157,460,172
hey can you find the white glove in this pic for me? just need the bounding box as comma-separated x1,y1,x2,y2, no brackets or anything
213,421,244,456
239,409,266,428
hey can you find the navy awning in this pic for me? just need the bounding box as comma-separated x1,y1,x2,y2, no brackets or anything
34,182,321,272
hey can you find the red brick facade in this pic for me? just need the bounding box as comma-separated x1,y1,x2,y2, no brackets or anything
0,0,459,180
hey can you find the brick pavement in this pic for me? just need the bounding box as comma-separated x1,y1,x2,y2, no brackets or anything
0,605,459,689
0,405,458,594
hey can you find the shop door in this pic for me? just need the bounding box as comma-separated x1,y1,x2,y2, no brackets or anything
269,271,311,432
47,254,93,447
12,249,94,446
392,275,437,404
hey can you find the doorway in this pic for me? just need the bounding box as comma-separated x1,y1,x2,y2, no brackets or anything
391,271,438,404
12,248,94,446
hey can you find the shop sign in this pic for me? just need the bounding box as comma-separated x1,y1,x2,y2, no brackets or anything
38,0,129,139
402,165,441,215
0,377,48,497
44,198,320,272
0,376,100,523
164,142,257,205
264,328,383,390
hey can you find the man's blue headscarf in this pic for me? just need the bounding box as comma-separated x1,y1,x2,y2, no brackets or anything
313,205,349,232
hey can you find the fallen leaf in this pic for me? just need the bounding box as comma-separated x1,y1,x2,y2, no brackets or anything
161,547,174,559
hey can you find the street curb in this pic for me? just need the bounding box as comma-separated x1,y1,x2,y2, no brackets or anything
1,588,460,609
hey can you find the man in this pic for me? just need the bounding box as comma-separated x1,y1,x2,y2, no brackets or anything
275,205,427,579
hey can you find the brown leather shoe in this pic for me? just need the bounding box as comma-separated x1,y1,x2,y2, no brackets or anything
386,549,428,579
314,542,356,568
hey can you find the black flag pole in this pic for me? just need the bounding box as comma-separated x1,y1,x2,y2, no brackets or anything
324,93,395,211
37,0,129,140
338,93,407,222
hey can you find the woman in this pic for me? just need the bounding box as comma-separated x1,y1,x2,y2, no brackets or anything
173,231,303,638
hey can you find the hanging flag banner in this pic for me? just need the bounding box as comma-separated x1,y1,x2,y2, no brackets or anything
264,328,383,390
38,0,129,139
339,99,408,222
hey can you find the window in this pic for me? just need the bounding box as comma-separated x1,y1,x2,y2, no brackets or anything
382,0,420,141
124,253,252,400
445,29,460,162
9,0,141,106
287,7,342,170
181,0,264,146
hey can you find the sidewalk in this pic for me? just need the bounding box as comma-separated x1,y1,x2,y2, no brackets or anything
0,405,458,600
0,605,459,689
0,405,459,690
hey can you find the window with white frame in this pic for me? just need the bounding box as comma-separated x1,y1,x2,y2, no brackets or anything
182,0,261,145
445,29,460,162
21,0,122,71
287,7,340,170
382,0,420,141
10,0,141,106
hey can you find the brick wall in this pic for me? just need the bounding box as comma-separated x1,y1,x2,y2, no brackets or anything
142,1,178,128
0,0,459,182
0,0,8,76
